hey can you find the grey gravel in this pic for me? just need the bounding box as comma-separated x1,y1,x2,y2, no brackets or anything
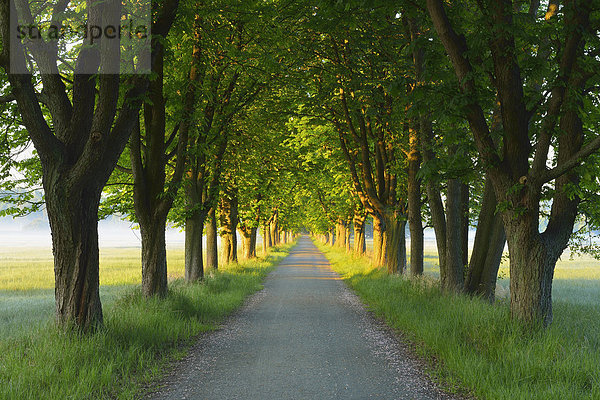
144,236,470,400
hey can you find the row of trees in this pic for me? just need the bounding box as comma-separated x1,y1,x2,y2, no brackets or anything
289,0,600,329
1,0,600,331
0,0,309,331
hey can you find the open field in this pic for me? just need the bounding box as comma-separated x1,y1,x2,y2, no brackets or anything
0,245,267,338
0,247,187,339
421,248,600,305
319,241,600,400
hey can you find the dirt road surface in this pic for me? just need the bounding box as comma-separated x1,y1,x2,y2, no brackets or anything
145,236,467,400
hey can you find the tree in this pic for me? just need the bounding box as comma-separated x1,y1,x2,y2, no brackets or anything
129,8,201,297
427,0,600,326
0,0,179,330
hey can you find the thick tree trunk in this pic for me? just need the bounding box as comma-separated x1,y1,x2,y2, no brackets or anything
220,229,237,263
353,211,366,255
506,228,556,326
385,214,406,274
372,214,385,266
206,207,218,270
185,212,204,282
465,176,505,301
336,221,348,249
220,191,238,264
141,216,168,297
46,186,103,330
442,179,465,292
239,226,257,259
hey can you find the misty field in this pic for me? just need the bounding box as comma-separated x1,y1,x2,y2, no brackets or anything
2,245,599,340
0,247,186,338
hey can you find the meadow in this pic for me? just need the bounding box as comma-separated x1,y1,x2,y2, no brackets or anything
0,247,186,339
319,242,600,400
0,243,291,399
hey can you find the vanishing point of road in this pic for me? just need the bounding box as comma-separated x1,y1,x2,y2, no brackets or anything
147,236,466,400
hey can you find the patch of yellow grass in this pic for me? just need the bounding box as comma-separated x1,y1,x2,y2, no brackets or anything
0,247,187,291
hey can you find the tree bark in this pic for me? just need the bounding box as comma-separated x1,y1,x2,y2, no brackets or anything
336,220,348,249
263,223,270,252
408,123,424,276
384,213,406,274
269,211,279,247
465,176,505,301
185,211,204,282
353,211,366,255
442,178,465,292
140,216,168,297
220,188,239,264
418,116,447,277
345,224,351,252
206,207,218,270
461,182,470,267
250,227,258,256
46,185,103,330
239,225,257,259
372,214,385,267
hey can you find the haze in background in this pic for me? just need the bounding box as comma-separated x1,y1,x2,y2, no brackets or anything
0,212,185,248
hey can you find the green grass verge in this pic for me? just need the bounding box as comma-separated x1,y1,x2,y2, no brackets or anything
316,241,600,400
0,243,293,400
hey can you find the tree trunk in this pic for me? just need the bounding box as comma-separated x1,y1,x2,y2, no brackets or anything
353,211,366,255
220,228,237,264
323,231,331,245
408,123,424,276
372,214,385,266
345,225,351,252
46,185,103,330
336,221,348,249
220,190,238,264
419,117,447,276
465,176,506,301
506,227,555,327
185,212,204,282
384,214,406,274
140,216,168,297
442,178,465,292
262,224,270,252
250,227,258,257
239,226,257,259
206,207,218,270
269,211,279,247
461,182,470,267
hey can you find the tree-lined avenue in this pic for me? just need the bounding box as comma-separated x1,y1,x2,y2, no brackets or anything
147,236,461,400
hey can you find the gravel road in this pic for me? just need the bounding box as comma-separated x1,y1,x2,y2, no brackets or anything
145,236,468,400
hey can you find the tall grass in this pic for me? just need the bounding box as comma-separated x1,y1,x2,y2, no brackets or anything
317,241,600,400
0,244,292,400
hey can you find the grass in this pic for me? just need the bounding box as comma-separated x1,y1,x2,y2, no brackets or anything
317,241,600,400
0,247,187,339
0,243,293,399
